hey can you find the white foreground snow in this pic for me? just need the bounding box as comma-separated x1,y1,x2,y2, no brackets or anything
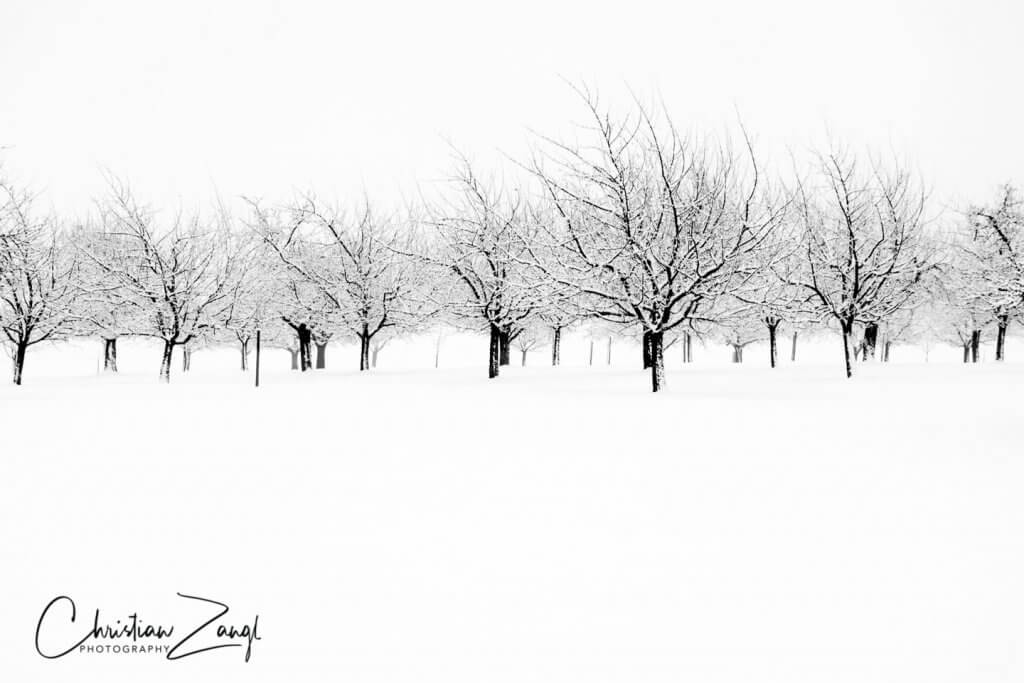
2,333,1023,682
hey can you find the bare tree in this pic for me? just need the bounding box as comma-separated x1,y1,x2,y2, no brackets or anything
929,238,992,363
218,235,276,371
877,307,920,362
713,303,766,363
925,291,987,363
422,158,539,379
512,326,544,366
83,180,247,382
961,184,1024,361
277,277,334,372
72,223,140,372
0,180,80,384
788,148,933,377
733,219,818,368
539,294,584,367
249,195,434,371
529,88,784,391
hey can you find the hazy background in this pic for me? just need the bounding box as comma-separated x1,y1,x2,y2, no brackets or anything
1,0,1021,215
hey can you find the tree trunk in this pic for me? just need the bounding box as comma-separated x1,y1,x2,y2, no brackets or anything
315,343,327,370
159,340,175,383
435,332,442,369
551,326,561,366
254,330,261,387
732,345,744,363
488,324,500,379
521,349,527,366
103,338,118,373
182,346,191,372
289,349,299,370
607,336,612,365
642,330,652,369
995,314,1009,361
883,341,892,363
371,343,380,368
971,329,981,363
767,323,779,368
790,330,798,362
240,339,249,371
863,322,879,360
498,327,511,366
684,333,692,363
962,342,970,363
359,333,370,371
297,325,312,371
649,331,665,392
12,339,27,385
840,319,854,378
589,339,594,366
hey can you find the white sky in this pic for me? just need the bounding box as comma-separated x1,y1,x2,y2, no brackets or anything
1,0,1021,215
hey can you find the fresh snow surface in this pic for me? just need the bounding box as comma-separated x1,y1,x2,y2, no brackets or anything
3,332,1023,682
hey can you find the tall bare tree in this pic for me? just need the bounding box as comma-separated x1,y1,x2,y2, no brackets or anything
788,148,933,377
421,158,539,379
529,89,784,391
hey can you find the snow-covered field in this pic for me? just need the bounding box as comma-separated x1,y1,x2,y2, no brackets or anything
3,332,1023,682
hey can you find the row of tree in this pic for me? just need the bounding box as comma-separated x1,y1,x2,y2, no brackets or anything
2,92,1022,390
